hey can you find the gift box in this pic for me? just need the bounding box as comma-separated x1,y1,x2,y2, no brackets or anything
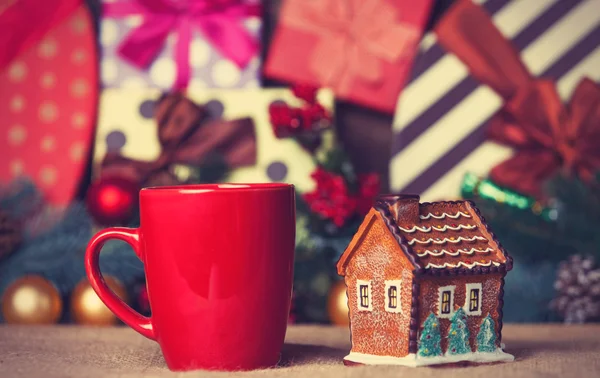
263,0,433,113
100,0,262,90
0,1,98,206
390,0,600,201
93,88,334,192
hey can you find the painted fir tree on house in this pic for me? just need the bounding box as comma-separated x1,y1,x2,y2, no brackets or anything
337,195,515,366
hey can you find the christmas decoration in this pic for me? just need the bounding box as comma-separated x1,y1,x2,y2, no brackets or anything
462,172,600,263
461,173,554,221
327,279,349,327
460,172,600,323
85,176,139,226
418,313,442,357
0,209,21,260
269,85,332,152
101,0,261,90
549,255,600,324
447,308,470,355
337,195,514,366
292,214,349,323
290,158,378,321
264,0,433,113
303,163,380,229
70,276,128,326
263,86,378,323
477,315,497,353
1,275,62,324
97,92,256,193
0,179,145,324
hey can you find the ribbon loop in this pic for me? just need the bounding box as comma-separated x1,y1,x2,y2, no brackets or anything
435,0,532,100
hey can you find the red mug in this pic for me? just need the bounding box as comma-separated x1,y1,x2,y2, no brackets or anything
85,183,296,371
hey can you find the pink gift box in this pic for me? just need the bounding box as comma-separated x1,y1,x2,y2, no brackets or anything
264,0,433,114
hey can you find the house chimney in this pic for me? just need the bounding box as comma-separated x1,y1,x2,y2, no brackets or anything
378,194,421,225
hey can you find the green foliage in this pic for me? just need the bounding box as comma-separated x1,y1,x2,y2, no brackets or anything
467,173,600,263
315,146,360,192
295,215,316,250
544,174,600,256
476,315,497,352
171,152,229,184
447,308,470,355
418,313,442,357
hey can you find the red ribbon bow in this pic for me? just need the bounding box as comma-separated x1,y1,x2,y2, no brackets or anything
100,93,257,187
435,0,600,198
103,0,261,89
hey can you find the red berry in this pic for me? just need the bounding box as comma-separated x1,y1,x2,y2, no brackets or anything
292,84,318,103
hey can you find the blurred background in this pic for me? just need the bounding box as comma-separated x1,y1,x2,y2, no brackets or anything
1,0,599,327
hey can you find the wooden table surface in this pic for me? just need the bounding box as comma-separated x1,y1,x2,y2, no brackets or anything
1,324,599,377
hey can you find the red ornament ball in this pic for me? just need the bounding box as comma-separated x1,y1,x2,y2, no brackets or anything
86,176,139,225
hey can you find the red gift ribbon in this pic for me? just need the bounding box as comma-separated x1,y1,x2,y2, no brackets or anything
103,0,261,90
0,0,82,70
435,0,600,198
278,0,420,97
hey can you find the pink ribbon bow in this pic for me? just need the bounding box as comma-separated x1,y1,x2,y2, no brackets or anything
104,0,260,89
280,0,419,95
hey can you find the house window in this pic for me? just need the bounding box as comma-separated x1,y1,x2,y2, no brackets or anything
356,280,372,311
469,290,479,311
438,285,455,318
389,287,398,308
464,283,483,316
384,280,402,313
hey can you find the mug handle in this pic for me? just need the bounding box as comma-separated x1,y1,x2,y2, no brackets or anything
84,227,155,340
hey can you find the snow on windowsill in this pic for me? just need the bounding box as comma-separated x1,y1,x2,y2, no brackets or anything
344,348,514,367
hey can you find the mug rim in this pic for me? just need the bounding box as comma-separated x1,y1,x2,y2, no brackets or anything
141,183,294,194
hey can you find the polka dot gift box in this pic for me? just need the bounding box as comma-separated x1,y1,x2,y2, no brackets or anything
0,1,98,206
100,0,262,90
93,89,334,192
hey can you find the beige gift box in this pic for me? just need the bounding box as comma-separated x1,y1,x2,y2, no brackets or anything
93,88,334,192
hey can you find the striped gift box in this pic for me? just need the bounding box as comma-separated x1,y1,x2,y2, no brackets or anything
390,0,600,201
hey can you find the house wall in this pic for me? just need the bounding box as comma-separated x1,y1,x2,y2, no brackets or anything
344,212,415,357
417,274,504,353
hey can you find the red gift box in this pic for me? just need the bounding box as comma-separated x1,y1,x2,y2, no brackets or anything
264,0,433,114
0,0,98,206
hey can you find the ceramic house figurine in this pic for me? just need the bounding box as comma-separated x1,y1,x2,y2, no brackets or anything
337,195,514,367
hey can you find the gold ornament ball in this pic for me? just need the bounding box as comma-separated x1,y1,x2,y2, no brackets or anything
1,275,63,324
327,280,350,327
70,276,128,326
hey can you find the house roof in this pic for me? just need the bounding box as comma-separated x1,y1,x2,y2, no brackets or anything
337,195,512,276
